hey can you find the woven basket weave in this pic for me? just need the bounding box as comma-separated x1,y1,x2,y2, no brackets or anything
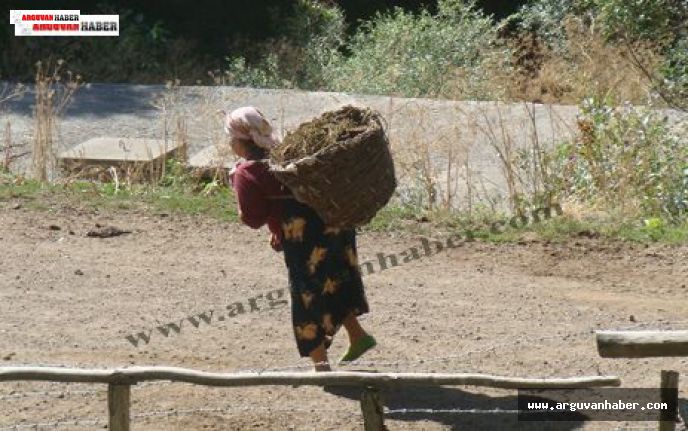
268,107,396,229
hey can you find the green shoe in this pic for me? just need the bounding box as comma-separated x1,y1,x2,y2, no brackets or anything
339,335,376,364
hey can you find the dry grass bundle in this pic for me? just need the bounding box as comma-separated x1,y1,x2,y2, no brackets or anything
269,105,396,228
270,105,373,164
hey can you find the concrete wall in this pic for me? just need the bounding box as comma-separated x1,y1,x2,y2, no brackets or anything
3,83,685,209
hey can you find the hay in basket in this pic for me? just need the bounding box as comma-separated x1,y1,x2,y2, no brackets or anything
269,105,396,229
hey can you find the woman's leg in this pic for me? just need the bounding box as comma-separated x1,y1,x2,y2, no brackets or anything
309,342,331,372
339,311,376,363
342,312,368,344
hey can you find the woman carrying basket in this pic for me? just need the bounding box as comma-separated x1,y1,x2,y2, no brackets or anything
223,106,377,372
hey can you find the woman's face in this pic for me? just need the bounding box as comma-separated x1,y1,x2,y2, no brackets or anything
230,136,250,159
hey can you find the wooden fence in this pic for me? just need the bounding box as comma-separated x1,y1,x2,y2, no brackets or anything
596,330,688,431
0,366,621,431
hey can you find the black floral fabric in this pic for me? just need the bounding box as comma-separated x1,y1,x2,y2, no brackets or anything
280,198,370,357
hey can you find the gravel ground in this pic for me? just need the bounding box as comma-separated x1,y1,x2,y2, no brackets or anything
0,199,687,430
2,83,687,430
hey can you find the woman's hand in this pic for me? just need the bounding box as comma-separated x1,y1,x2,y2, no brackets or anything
270,233,283,252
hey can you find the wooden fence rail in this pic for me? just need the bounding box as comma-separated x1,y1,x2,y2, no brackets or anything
0,366,621,431
596,330,687,431
596,330,688,358
0,366,622,388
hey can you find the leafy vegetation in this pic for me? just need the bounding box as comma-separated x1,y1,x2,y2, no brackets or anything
323,0,501,98
547,98,688,222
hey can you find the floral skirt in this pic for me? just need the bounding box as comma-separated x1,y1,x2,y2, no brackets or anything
280,198,370,357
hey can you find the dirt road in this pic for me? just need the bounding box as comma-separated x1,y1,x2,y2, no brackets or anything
1,202,687,430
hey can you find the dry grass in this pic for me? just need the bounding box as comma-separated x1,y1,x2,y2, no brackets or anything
149,79,181,184
196,74,261,184
17,51,670,229
0,82,26,106
2,121,29,173
504,18,662,105
32,59,82,182
175,116,189,164
133,78,242,187
384,100,472,213
386,99,578,218
0,83,27,173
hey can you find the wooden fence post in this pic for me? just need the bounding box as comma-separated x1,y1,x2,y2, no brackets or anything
658,370,679,431
108,384,131,431
361,386,386,431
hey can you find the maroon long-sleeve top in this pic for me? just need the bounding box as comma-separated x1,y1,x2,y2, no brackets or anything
230,160,291,246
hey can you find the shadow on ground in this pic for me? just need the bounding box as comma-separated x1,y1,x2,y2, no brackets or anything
324,385,588,430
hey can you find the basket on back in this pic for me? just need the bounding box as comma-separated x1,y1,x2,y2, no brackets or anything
268,106,396,229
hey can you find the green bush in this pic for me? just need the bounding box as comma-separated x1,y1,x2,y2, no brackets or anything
586,0,688,111
506,0,578,49
583,0,687,43
507,0,687,48
659,36,688,110
553,98,688,221
320,0,501,98
222,54,286,89
222,0,345,90
220,0,506,98
283,0,346,89
159,157,190,189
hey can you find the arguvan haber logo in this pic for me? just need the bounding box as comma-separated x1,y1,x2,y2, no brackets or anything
10,10,119,36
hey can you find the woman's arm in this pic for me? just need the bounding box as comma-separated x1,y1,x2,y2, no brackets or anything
232,167,270,229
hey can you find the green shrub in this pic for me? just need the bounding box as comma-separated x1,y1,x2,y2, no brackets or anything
659,36,688,110
159,157,190,189
583,0,687,43
552,98,688,221
222,54,286,89
222,0,345,90
509,0,687,109
320,0,502,98
283,0,346,89
506,0,578,49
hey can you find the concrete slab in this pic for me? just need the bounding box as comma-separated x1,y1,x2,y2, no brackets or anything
188,145,235,169
59,137,177,163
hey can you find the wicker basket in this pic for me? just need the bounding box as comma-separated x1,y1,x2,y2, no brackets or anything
268,107,396,229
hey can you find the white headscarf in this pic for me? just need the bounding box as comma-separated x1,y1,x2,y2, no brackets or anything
223,106,280,150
